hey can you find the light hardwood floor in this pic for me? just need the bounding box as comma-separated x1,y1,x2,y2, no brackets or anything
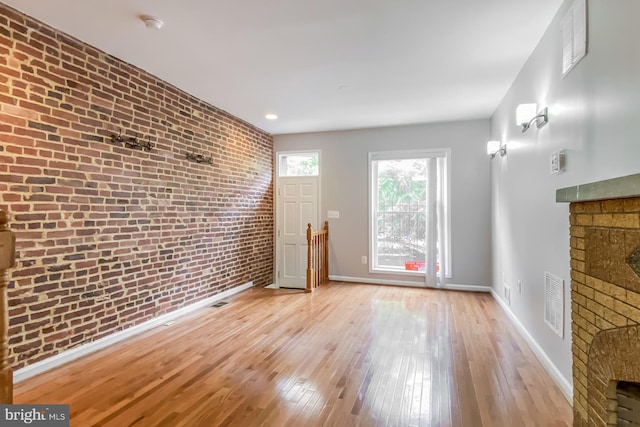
15,283,573,426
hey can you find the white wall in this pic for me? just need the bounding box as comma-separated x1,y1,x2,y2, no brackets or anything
274,120,491,287
490,0,640,392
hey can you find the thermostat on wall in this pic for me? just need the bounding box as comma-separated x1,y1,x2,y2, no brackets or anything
550,150,566,175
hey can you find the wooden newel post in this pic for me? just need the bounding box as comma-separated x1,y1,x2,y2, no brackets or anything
0,211,15,404
306,223,313,293
323,221,329,283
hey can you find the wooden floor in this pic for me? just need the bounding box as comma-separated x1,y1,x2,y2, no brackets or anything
15,283,573,426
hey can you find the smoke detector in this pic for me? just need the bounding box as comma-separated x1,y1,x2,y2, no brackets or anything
141,16,164,30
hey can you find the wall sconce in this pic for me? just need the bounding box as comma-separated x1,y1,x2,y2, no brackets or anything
516,103,548,133
487,140,507,159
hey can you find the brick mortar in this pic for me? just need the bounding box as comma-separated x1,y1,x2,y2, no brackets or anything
0,5,274,369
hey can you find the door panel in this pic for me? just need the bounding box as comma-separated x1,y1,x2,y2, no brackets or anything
298,246,308,279
283,183,297,197
299,202,314,234
300,183,314,197
277,177,319,289
283,244,297,278
283,202,297,236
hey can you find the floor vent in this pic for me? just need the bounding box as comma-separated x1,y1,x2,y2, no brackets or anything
210,301,229,308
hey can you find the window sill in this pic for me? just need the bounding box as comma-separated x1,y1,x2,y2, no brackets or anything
370,268,451,279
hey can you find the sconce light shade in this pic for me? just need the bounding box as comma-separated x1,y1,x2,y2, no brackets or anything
487,140,507,159
487,140,501,156
516,103,549,132
516,103,537,126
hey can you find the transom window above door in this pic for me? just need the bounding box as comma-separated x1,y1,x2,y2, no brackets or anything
278,152,319,177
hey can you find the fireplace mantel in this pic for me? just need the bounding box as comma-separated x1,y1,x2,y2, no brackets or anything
557,173,640,203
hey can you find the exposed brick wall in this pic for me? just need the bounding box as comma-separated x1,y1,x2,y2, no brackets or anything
0,5,274,369
570,198,640,426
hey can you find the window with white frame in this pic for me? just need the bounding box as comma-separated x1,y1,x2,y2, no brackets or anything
369,149,450,284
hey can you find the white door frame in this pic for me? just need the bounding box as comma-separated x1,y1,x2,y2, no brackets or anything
274,150,322,288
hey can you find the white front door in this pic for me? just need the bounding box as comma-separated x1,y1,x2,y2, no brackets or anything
277,177,319,289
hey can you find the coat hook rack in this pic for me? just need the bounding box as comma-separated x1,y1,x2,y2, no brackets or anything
186,152,214,165
110,129,153,152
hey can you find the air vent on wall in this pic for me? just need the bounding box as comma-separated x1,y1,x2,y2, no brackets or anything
544,272,564,338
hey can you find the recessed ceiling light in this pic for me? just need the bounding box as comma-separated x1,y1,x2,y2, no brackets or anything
265,114,278,120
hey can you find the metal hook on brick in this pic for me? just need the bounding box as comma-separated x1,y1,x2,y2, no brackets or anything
108,129,153,152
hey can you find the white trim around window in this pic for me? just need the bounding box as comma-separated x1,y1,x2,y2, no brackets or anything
368,148,452,281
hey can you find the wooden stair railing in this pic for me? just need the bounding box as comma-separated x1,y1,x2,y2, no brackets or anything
306,221,329,293
0,211,15,404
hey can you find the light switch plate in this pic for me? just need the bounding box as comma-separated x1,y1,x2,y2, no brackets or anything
328,211,339,219
550,150,566,175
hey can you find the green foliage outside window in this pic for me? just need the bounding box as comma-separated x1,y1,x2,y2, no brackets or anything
376,159,427,266
285,154,318,176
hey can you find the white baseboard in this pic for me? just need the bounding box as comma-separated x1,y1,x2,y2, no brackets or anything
330,275,425,287
442,283,491,292
490,289,573,403
14,281,254,383
329,275,491,293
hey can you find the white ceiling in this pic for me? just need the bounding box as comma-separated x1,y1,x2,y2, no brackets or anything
3,0,563,135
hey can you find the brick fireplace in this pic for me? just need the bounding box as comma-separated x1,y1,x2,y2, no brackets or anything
558,175,640,426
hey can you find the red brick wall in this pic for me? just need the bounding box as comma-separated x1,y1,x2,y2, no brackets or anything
0,5,274,369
